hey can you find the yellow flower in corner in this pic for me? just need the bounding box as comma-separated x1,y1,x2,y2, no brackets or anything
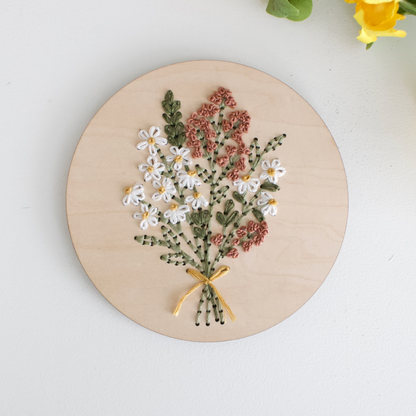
345,0,406,44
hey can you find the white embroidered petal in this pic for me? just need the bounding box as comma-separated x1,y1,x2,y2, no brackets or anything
237,183,247,195
148,144,157,156
262,160,271,170
275,167,286,177
178,205,190,214
270,205,278,216
122,195,131,206
138,129,150,140
164,210,173,219
155,137,168,146
271,159,281,169
261,205,271,215
133,212,143,220
140,220,149,230
152,171,161,181
137,141,149,151
166,155,175,162
149,206,158,216
147,216,158,226
259,171,269,180
152,193,162,201
149,126,161,137
185,195,194,203
153,180,162,189
233,179,243,187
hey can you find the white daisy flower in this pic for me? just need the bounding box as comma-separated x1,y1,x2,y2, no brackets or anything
164,203,190,224
257,192,279,216
176,170,201,190
138,156,165,182
166,146,192,171
233,175,260,195
259,159,286,184
137,126,167,156
185,192,209,210
122,183,145,206
152,177,176,203
133,204,159,230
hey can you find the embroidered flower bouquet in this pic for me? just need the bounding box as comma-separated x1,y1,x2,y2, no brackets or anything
122,88,287,326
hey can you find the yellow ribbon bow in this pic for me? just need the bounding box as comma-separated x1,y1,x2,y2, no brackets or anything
173,266,236,322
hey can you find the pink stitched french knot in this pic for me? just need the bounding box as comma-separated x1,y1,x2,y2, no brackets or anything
234,157,246,171
232,238,240,246
242,241,254,253
228,112,238,124
236,227,247,238
209,93,222,105
211,234,224,246
206,140,217,153
226,146,238,157
216,155,229,168
253,235,265,247
226,248,239,259
192,148,203,159
222,119,233,132
237,145,251,156
227,169,240,181
247,221,257,233
225,97,237,108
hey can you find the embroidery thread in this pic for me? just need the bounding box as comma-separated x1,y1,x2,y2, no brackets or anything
123,88,287,326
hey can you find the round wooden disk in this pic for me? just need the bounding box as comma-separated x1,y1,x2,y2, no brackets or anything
66,61,348,342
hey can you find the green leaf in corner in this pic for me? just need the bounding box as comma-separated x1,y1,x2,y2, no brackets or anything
224,199,235,216
225,210,239,227
260,181,280,192
252,208,265,222
266,0,313,22
216,212,226,226
232,191,245,204
399,0,416,15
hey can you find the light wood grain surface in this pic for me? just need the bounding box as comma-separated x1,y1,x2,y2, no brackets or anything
66,60,348,342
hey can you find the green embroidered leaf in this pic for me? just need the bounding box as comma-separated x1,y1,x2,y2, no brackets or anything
175,122,184,135
191,212,202,226
224,199,235,216
225,210,239,227
260,181,280,192
233,191,245,204
162,102,172,114
177,132,186,146
200,210,210,225
172,111,182,123
164,90,174,104
266,0,312,22
252,208,265,222
194,227,206,239
162,113,172,124
216,212,226,226
165,125,176,136
171,100,181,113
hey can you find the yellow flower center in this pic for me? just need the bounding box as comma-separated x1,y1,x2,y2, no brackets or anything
147,166,154,173
269,199,278,206
158,186,166,194
124,187,132,194
188,170,197,177
267,168,276,176
174,155,183,163
142,212,150,220
242,175,251,182
148,137,156,145
170,204,178,211
193,192,201,199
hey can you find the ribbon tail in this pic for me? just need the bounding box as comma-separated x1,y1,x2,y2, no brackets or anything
211,285,237,322
173,282,203,316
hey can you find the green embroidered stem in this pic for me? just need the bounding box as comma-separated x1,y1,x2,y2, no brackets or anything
205,286,212,326
195,286,208,326
162,90,186,147
248,134,286,174
209,286,220,323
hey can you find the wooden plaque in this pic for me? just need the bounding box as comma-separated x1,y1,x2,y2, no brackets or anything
66,61,348,342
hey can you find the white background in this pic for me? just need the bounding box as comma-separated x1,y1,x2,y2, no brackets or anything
1,0,416,414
